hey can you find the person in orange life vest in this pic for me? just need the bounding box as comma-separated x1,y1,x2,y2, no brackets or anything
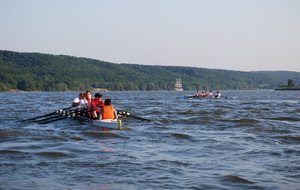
91,93,104,120
99,99,118,120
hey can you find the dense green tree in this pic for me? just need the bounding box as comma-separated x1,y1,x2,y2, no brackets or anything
56,83,69,91
0,50,299,92
17,79,36,91
287,79,294,87
0,82,9,91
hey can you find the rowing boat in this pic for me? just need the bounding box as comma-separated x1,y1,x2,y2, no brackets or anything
183,95,226,99
23,107,149,128
73,116,123,130
91,119,122,130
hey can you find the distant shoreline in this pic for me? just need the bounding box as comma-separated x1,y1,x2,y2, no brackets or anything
7,88,109,93
3,89,289,93
10,89,40,92
274,87,300,91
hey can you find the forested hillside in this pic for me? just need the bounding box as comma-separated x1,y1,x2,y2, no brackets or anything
0,50,299,92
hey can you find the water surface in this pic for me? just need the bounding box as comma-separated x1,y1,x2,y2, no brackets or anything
0,90,299,190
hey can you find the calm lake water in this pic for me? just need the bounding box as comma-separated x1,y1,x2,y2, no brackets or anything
0,90,299,190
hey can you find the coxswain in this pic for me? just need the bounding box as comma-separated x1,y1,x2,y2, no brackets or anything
100,99,118,120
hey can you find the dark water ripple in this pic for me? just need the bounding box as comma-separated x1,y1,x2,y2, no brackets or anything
1,90,300,190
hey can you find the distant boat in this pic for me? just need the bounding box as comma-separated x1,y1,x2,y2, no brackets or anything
174,78,183,91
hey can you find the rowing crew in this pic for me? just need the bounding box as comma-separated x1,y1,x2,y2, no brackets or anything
195,90,221,98
72,91,118,120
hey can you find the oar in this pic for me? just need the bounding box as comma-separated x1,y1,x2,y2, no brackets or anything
117,110,151,122
36,114,64,122
22,106,75,122
26,109,79,124
39,109,95,124
128,114,151,122
37,109,83,123
39,115,69,124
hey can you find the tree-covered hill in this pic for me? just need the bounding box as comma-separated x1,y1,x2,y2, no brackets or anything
0,50,299,91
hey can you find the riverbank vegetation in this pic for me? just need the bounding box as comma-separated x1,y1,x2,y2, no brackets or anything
275,79,300,90
1,50,299,92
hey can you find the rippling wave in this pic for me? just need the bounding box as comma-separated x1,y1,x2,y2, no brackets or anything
0,90,299,190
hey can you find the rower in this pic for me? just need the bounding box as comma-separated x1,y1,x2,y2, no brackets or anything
72,93,83,107
72,93,86,115
91,93,104,120
215,91,221,98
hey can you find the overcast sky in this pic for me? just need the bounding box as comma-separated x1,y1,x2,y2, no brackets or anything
1,0,299,72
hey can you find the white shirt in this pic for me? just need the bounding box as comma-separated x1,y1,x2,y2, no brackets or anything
73,97,85,108
73,97,80,103
79,99,87,109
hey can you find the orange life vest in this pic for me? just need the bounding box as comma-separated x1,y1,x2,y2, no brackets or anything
102,105,115,119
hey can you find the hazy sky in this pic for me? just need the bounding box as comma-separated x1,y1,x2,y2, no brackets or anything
1,0,299,72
